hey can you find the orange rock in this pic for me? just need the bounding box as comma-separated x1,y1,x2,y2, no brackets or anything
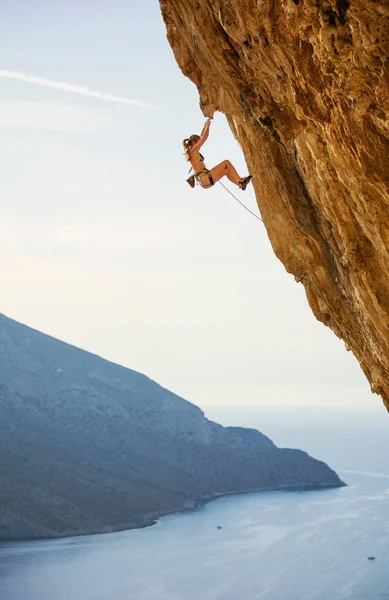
160,0,389,410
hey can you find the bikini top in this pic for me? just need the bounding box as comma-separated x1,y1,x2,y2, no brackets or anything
192,152,205,167
189,151,205,175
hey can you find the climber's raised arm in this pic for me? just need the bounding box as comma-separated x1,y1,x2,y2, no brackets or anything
191,118,212,152
201,117,213,136
182,116,252,191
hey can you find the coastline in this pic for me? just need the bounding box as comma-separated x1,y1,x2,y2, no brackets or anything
0,479,346,545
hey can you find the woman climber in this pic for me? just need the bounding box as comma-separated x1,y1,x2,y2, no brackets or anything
183,117,252,190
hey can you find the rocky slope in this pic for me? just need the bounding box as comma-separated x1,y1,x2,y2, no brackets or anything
0,313,343,540
159,0,389,410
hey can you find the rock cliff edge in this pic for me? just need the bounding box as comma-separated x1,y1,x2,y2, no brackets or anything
159,0,389,409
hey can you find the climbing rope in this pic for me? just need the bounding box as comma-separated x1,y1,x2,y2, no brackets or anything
218,163,366,367
219,180,365,363
218,181,264,223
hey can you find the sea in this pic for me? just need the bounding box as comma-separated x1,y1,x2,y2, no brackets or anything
1,405,388,600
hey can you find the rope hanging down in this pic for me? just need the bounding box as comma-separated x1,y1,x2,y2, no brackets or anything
218,181,264,223
218,169,365,366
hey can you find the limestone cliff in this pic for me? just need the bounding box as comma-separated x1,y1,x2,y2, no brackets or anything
159,0,389,410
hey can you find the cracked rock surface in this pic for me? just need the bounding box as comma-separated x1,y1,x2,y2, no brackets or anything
160,0,389,410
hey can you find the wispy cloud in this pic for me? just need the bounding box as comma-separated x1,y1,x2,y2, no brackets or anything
0,69,158,109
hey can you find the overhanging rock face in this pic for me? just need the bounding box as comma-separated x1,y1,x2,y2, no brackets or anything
159,0,389,410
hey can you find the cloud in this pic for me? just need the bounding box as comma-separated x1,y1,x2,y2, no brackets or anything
0,69,158,109
0,102,111,131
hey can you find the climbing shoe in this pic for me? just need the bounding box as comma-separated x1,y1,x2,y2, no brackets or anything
239,175,253,191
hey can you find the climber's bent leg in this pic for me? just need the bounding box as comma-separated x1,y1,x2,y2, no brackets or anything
209,160,242,187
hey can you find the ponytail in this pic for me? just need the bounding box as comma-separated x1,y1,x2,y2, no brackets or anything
182,138,191,161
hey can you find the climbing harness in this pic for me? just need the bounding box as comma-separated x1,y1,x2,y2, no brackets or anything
198,171,214,189
186,169,214,189
184,123,258,219
186,149,215,189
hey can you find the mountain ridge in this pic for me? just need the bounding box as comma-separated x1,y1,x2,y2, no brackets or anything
0,312,344,540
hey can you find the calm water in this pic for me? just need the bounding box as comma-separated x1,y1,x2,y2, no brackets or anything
1,407,388,600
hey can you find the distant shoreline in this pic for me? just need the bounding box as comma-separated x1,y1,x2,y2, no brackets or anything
136,479,346,530
0,480,345,545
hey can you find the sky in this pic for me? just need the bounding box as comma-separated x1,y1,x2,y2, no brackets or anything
0,1,382,412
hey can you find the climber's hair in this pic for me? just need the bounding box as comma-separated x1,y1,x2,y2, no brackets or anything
182,138,191,161
182,134,200,161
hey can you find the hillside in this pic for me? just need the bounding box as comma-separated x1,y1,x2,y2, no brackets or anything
0,313,343,540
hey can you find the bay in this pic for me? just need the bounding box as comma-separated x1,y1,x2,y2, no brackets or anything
1,406,388,600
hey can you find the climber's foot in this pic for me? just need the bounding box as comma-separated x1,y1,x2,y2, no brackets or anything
239,175,252,191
